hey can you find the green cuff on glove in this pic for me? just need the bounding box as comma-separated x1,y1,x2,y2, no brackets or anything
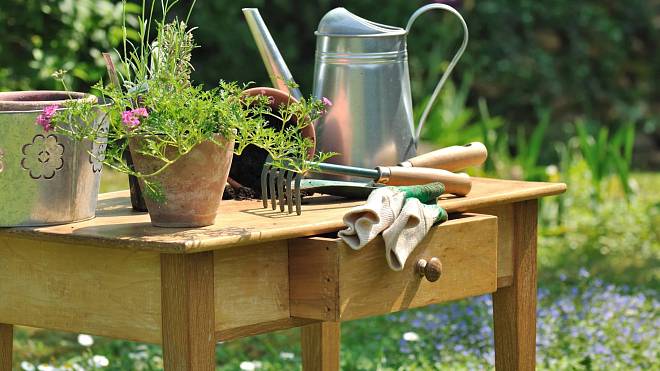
390,182,446,204
389,182,448,225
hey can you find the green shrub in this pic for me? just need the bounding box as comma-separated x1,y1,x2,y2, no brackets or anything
3,1,658,135
0,0,140,91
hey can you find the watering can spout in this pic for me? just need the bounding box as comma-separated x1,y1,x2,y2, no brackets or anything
242,8,303,100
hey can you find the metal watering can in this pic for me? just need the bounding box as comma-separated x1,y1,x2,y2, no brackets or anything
244,4,468,174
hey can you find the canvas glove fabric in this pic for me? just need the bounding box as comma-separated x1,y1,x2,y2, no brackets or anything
338,186,407,250
338,182,447,271
383,199,447,271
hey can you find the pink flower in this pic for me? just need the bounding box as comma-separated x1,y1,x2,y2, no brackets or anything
132,107,149,117
121,108,149,129
322,97,333,107
35,104,60,132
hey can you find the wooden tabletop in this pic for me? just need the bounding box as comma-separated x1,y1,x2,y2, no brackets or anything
0,178,565,253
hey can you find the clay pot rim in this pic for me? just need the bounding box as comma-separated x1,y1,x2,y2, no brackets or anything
0,90,98,113
242,87,316,157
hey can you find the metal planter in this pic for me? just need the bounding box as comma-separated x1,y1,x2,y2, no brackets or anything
0,91,108,227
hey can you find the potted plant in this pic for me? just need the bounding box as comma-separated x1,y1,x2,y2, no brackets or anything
0,90,108,227
43,2,332,227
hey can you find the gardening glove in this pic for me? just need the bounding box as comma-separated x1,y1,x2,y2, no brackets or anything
338,186,406,250
383,199,448,271
338,183,446,250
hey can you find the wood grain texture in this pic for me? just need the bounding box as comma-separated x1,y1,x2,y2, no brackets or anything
0,178,565,253
0,238,296,346
473,204,514,287
214,242,290,331
338,214,497,321
0,238,162,343
216,318,316,342
161,252,216,371
290,214,498,321
0,323,12,371
404,142,488,171
385,167,471,195
289,239,340,321
301,322,340,371
492,200,538,371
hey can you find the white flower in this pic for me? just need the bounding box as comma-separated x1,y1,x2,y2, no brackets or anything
279,351,295,360
20,361,36,371
239,361,262,370
37,365,56,371
91,355,109,368
545,165,558,177
77,334,94,347
402,331,420,342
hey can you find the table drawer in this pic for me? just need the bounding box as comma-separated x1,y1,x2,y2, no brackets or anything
289,213,498,321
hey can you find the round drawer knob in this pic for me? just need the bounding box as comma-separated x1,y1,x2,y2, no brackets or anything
416,257,442,282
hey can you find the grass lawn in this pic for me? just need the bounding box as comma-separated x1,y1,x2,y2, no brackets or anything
11,168,659,370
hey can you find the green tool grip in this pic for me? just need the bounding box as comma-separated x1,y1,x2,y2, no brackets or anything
392,182,446,204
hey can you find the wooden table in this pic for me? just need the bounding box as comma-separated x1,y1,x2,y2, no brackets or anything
0,178,565,370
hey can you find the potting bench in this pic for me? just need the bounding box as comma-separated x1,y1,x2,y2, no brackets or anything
0,177,565,370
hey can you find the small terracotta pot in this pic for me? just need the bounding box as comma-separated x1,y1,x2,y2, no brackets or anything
129,134,234,227
242,87,316,155
229,87,316,196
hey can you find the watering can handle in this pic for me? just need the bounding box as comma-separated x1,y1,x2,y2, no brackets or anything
406,4,469,143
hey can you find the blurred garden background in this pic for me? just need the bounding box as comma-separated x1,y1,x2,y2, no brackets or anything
2,0,658,369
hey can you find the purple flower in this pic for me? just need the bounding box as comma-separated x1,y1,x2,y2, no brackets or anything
35,104,60,132
322,97,333,107
579,267,590,279
121,107,149,129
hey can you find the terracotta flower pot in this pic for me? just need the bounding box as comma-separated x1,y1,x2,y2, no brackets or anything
229,87,316,197
129,134,234,227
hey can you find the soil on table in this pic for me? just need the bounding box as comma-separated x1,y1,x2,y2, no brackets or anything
222,179,257,200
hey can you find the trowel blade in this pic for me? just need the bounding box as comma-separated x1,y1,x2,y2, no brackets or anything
300,179,384,199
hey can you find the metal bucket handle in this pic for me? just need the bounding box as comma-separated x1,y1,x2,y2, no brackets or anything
406,4,469,143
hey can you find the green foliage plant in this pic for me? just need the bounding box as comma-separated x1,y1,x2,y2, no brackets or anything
575,120,635,199
41,0,333,202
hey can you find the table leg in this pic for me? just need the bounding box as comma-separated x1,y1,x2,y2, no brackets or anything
0,323,12,370
160,252,216,371
301,321,340,371
492,200,538,371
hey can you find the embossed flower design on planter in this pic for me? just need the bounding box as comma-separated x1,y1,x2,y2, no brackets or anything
21,134,65,179
90,125,108,173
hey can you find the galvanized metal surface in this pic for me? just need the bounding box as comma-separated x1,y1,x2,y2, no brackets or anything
312,5,468,179
242,8,304,100
0,104,107,227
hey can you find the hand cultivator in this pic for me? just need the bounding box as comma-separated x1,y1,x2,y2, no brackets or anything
261,159,474,215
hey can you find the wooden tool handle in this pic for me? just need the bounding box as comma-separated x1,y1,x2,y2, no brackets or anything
400,142,488,171
380,167,472,196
